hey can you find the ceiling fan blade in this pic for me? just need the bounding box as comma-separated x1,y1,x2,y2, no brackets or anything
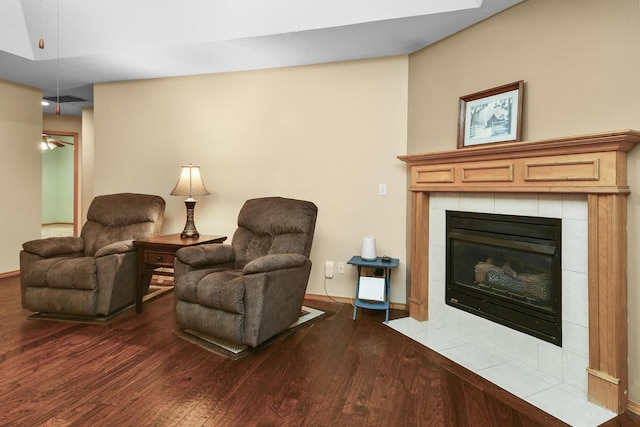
48,139,65,147
42,134,72,147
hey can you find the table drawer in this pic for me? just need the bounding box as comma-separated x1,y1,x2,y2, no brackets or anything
143,251,175,267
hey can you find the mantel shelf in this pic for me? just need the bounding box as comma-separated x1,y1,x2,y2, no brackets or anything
398,130,640,195
399,129,640,165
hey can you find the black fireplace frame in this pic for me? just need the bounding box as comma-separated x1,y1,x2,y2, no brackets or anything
445,211,562,346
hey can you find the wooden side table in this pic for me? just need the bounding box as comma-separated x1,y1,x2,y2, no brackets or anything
132,233,227,313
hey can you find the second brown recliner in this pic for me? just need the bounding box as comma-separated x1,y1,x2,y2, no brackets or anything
173,196,318,347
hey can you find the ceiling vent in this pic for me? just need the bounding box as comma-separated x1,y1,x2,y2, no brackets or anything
43,95,87,103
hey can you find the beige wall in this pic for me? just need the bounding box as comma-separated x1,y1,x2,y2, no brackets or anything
43,114,82,139
80,108,94,225
407,0,640,403
0,79,42,273
93,57,409,303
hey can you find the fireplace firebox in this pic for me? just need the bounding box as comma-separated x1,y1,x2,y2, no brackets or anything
446,211,562,346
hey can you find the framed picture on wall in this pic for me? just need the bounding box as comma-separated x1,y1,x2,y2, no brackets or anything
457,80,524,148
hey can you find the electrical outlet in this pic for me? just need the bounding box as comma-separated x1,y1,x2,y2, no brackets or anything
379,183,387,196
337,261,345,274
325,261,334,278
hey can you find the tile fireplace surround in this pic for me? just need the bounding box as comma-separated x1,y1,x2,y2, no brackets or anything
398,130,640,415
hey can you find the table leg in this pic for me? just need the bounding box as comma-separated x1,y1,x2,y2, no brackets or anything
135,247,154,314
385,269,392,324
136,269,153,313
353,265,362,321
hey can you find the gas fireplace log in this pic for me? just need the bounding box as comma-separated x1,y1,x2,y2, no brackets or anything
474,259,504,283
486,269,527,293
474,259,551,303
516,272,551,301
474,258,521,281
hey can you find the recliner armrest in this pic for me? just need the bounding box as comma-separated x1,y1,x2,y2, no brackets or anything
22,236,84,258
243,253,309,274
95,240,135,258
176,243,235,268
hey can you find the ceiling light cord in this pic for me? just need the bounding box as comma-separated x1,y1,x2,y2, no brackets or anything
55,0,60,115
38,0,44,49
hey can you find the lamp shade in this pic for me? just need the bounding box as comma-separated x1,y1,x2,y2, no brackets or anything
170,164,210,199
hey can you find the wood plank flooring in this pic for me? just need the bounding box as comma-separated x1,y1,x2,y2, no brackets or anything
1,275,639,426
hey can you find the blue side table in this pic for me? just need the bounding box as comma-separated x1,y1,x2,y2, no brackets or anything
347,255,399,323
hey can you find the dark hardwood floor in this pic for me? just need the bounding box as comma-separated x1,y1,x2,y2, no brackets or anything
2,275,639,426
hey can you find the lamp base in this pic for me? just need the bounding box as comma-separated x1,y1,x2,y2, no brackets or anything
180,230,200,238
180,200,200,239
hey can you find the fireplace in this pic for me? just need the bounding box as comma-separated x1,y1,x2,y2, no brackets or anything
399,130,640,413
445,211,561,345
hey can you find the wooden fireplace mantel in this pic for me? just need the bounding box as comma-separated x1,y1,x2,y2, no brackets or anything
398,130,640,414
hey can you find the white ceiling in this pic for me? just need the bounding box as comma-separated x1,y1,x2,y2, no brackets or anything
0,0,522,115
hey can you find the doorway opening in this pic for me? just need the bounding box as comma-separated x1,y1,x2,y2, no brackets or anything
41,131,78,238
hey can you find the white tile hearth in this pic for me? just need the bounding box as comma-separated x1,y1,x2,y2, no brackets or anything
387,316,616,427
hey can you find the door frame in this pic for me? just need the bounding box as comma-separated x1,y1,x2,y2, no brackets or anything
43,130,79,236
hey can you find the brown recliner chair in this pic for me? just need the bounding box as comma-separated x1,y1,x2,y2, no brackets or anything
20,193,165,318
174,196,318,347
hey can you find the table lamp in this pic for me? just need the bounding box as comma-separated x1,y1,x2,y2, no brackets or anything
170,163,210,238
